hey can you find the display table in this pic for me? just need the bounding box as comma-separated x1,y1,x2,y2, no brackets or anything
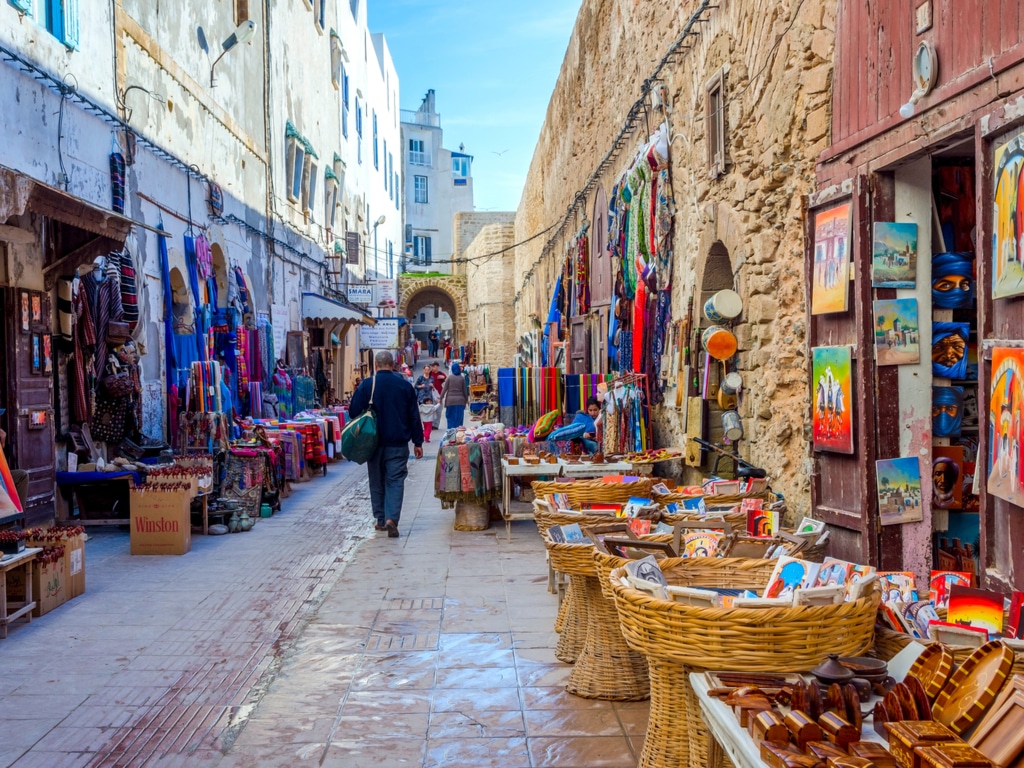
55,471,142,525
500,459,558,540
0,548,41,638
689,642,925,768
558,458,655,477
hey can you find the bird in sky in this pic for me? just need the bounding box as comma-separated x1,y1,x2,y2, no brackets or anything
491,149,509,156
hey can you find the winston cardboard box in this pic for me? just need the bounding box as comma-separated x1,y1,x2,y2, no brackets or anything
33,556,67,616
130,489,191,555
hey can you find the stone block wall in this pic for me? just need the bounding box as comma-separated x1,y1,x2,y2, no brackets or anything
513,0,835,516
465,222,517,367
452,212,516,275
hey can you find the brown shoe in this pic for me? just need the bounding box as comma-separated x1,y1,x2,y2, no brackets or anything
385,520,399,538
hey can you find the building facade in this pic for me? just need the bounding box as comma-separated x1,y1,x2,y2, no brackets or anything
0,0,394,524
514,0,834,515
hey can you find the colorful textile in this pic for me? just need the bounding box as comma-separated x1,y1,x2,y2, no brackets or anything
119,249,139,330
468,443,484,497
442,445,461,494
458,444,473,494
531,409,561,440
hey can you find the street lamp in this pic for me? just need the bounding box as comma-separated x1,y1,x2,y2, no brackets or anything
372,215,386,280
210,20,257,87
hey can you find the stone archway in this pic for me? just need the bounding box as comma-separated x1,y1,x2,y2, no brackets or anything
398,275,468,344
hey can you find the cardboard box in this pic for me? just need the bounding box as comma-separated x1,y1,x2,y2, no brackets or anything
65,532,86,599
130,489,191,555
32,554,67,617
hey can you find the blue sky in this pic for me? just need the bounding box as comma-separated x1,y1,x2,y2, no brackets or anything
368,0,582,213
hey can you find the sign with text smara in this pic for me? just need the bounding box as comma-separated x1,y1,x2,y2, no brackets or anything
347,284,373,305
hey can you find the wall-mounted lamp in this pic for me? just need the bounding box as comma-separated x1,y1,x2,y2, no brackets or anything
899,41,938,119
210,20,257,87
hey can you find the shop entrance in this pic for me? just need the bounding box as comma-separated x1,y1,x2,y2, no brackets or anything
1,287,56,526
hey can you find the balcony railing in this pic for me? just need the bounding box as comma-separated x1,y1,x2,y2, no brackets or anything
409,151,431,166
401,109,441,127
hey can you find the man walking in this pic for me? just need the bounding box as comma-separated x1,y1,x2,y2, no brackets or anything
428,327,439,358
348,351,424,538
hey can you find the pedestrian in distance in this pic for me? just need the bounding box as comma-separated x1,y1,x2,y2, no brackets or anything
440,360,470,429
428,327,439,357
347,350,424,538
415,363,438,442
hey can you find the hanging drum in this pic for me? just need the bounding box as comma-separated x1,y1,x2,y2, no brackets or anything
722,410,744,441
704,289,743,324
702,325,738,360
720,371,743,395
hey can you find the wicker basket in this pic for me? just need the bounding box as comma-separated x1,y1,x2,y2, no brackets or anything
453,500,491,531
543,536,650,699
608,557,879,768
531,477,658,507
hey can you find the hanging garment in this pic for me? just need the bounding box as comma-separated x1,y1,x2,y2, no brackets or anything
109,152,126,214
72,281,97,423
57,277,74,345
119,249,139,330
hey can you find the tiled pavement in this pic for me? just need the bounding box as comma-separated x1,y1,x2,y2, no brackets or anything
0,430,647,767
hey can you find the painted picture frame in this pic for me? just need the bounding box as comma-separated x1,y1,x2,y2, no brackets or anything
872,222,918,288
988,347,1024,506
30,333,41,375
932,446,965,510
811,346,854,454
28,409,46,430
20,290,29,333
810,201,852,315
876,456,924,526
873,298,920,366
42,333,52,375
30,292,41,324
993,131,1024,300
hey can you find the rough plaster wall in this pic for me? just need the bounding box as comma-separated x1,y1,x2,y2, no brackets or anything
465,222,516,366
452,211,516,277
514,0,835,517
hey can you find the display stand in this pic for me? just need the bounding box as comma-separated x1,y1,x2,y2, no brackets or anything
500,459,556,540
688,642,924,768
55,471,141,525
0,548,40,638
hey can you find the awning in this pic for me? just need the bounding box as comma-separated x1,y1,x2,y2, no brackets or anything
302,292,376,326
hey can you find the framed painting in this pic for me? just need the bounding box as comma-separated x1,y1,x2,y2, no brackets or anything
873,298,920,366
811,346,854,454
30,332,41,375
932,446,965,510
876,457,923,526
872,222,918,288
30,292,41,324
19,290,29,333
42,333,52,375
988,348,1024,506
993,131,1024,299
810,201,851,315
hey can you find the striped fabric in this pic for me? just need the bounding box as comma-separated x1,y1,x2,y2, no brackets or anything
119,249,139,330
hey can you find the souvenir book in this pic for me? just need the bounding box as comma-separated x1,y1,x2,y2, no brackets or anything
666,585,720,607
793,585,845,606
682,532,720,558
929,570,973,609
681,497,707,515
904,600,942,638
763,557,822,599
622,497,658,518
796,516,826,535
846,565,878,601
927,620,989,647
627,518,652,536
815,557,855,589
947,585,1006,638
561,523,586,543
548,525,566,544
583,503,623,515
624,555,669,587
627,575,668,600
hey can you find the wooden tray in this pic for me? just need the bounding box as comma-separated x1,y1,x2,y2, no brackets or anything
932,640,1014,735
906,642,955,702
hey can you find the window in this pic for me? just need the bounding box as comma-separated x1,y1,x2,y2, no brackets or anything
452,155,470,178
302,159,318,216
414,176,428,204
372,111,379,170
355,98,362,164
26,0,80,49
341,68,349,137
413,235,432,264
315,0,326,32
706,69,726,178
324,172,339,232
330,34,343,89
420,313,426,323
234,0,249,23
395,173,400,210
387,150,394,199
286,137,306,203
409,138,429,166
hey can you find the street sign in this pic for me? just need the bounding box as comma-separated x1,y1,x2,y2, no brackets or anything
347,284,373,305
360,318,399,349
376,279,397,307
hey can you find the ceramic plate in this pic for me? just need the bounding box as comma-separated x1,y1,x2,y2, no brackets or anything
932,640,1014,734
905,643,954,701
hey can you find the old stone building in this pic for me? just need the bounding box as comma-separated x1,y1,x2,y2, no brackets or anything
464,219,517,367
514,0,835,514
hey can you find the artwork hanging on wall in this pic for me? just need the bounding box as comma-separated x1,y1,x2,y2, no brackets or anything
932,322,970,380
872,222,918,288
811,346,854,454
933,386,964,438
988,347,1024,506
19,290,29,334
810,201,851,315
993,132,1024,299
932,446,965,510
876,457,924,526
932,252,975,309
873,298,920,366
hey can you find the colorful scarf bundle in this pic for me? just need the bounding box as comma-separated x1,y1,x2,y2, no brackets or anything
458,443,474,494
468,443,484,497
442,445,461,494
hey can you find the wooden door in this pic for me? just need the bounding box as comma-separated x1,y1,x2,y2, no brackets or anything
806,177,883,566
2,288,56,524
569,316,589,374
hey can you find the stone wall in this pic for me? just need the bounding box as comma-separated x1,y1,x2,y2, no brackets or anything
464,222,517,366
452,212,516,275
513,0,836,517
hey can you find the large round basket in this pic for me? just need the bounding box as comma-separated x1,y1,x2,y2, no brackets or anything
607,558,879,768
542,536,649,699
453,500,491,531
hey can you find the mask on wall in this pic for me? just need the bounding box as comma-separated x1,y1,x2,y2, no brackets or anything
932,322,970,379
932,252,975,309
933,385,964,438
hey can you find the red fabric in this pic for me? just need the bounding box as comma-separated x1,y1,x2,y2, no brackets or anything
632,280,647,373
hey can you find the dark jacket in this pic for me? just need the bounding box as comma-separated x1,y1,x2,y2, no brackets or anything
441,373,469,406
348,370,424,448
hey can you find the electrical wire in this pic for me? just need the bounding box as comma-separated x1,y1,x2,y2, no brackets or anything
56,73,78,190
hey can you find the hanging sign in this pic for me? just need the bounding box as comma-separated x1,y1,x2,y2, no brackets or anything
376,279,397,307
359,318,399,349
347,284,373,305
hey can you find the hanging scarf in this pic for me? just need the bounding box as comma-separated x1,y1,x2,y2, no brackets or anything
109,152,126,214
576,232,590,315
458,444,473,494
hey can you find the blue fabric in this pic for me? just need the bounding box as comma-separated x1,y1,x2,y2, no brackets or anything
56,470,143,486
366,444,410,525
498,368,515,407
349,370,424,447
548,421,587,442
158,225,177,402
446,404,466,429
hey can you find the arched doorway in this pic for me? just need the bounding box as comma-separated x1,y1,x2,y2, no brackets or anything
397,275,468,361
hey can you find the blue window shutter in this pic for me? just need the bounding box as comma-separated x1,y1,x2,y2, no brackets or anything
62,0,80,49
425,237,431,265
9,0,32,14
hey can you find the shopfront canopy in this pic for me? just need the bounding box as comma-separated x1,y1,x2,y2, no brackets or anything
302,292,375,326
